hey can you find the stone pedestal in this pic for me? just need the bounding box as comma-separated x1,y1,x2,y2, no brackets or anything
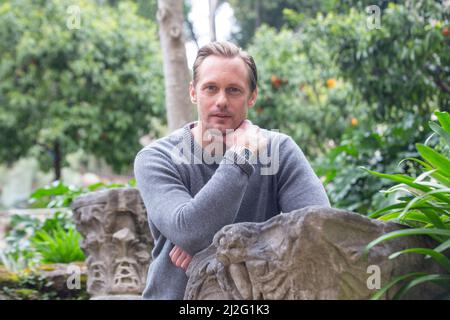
184,206,446,300
72,188,153,299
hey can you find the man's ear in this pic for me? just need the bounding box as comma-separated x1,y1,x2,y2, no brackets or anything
247,87,258,108
189,81,197,104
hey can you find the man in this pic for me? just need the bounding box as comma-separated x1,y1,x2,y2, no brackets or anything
134,41,330,300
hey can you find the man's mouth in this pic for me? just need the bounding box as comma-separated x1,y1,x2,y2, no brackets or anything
211,113,231,118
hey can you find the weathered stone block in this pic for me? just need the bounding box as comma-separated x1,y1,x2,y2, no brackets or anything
71,188,153,299
184,206,445,300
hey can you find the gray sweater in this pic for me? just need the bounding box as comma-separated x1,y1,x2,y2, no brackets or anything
134,121,330,299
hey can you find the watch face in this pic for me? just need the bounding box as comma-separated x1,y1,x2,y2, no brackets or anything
231,146,252,163
244,148,252,160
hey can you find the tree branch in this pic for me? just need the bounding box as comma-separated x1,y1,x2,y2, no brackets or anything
433,76,450,94
424,63,450,95
186,16,199,49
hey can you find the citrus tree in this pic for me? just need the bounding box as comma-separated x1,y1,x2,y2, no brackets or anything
247,25,364,158
246,1,449,214
313,1,449,213
0,0,165,179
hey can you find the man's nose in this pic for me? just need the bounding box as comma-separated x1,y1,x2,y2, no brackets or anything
215,90,228,109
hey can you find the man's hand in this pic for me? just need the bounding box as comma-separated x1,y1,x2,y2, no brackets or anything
225,119,268,155
169,245,192,271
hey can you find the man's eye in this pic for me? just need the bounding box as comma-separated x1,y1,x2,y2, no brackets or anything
205,86,217,92
227,87,241,94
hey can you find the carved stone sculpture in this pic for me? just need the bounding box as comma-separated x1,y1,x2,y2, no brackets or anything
72,188,153,299
184,206,445,300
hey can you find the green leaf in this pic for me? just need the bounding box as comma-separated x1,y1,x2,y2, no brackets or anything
87,182,106,191
389,247,450,272
400,158,450,186
364,228,450,256
420,207,448,229
378,210,404,221
393,274,450,299
361,167,429,191
362,167,450,203
416,144,450,178
435,111,450,134
400,210,438,225
400,157,431,170
368,203,406,218
429,121,450,146
30,182,70,199
370,272,427,300
400,192,449,229
431,239,450,256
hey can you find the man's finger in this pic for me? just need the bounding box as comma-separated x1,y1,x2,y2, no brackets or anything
169,247,175,258
170,251,178,264
170,246,183,264
180,256,192,271
175,251,188,267
169,246,180,259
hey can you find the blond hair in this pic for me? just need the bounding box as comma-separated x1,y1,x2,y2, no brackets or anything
192,41,258,92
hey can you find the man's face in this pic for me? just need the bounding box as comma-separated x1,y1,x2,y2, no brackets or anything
190,55,257,134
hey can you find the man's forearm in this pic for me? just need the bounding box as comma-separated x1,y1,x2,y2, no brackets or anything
135,148,254,256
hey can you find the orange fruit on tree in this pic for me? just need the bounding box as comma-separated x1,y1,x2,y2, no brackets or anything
326,78,336,88
351,117,358,126
442,27,450,37
271,75,282,89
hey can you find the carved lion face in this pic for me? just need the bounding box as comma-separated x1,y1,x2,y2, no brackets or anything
185,213,306,300
214,215,304,299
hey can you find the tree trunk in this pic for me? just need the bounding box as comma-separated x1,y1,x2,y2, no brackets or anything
209,0,217,42
53,141,61,181
254,0,261,30
157,0,196,133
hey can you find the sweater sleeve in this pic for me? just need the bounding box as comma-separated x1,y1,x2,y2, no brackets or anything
276,136,331,213
134,148,254,256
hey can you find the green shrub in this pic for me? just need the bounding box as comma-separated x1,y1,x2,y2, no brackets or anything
1,214,43,271
28,179,136,209
364,111,450,299
30,225,85,264
2,180,135,271
1,211,80,270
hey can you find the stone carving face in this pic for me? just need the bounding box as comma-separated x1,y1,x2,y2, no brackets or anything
89,261,107,293
72,188,153,297
109,212,149,294
212,217,302,300
112,257,140,292
185,213,305,300
74,204,108,293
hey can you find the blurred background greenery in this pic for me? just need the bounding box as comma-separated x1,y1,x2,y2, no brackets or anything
0,0,449,300
0,0,448,214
